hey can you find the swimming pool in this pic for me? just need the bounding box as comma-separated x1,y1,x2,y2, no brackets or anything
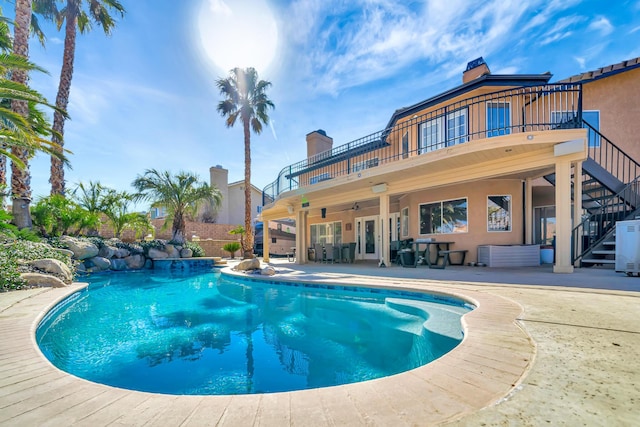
36,269,472,395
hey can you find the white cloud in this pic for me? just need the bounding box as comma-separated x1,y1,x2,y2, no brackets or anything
574,56,586,69
588,17,614,36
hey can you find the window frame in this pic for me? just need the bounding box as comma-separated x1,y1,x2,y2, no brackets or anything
419,198,468,235
310,221,343,245
487,194,512,232
486,101,511,137
401,207,409,238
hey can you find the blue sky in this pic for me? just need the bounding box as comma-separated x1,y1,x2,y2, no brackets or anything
4,0,640,209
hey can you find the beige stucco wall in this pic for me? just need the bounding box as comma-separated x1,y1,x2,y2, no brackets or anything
581,67,640,161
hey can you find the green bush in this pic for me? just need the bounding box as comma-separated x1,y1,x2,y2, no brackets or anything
223,241,241,258
0,241,76,292
185,241,205,257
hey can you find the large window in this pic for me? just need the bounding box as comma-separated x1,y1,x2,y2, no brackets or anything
419,108,468,153
487,195,511,232
487,102,511,137
419,198,467,234
401,207,409,237
310,221,342,245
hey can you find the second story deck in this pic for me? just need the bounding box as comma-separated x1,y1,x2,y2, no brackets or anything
263,83,584,205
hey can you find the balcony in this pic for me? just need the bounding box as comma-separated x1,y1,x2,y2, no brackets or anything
263,83,583,205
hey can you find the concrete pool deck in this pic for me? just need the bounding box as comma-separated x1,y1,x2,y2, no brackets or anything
1,262,639,425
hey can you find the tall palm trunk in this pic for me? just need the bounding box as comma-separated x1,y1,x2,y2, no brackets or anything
50,9,77,196
10,0,33,228
243,118,254,258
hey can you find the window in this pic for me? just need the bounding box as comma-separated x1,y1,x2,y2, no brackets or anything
256,205,262,214
401,207,409,237
487,102,511,137
446,108,468,145
271,237,277,244
402,132,409,159
310,221,342,245
352,158,379,173
310,172,330,184
419,108,468,153
552,110,600,147
419,198,467,234
419,116,444,153
488,195,511,232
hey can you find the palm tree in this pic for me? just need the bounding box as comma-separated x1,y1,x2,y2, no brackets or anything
132,169,222,244
9,0,34,229
100,189,150,239
216,67,274,258
33,0,125,196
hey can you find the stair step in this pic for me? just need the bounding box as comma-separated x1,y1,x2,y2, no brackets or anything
592,250,615,255
582,258,616,265
602,241,616,246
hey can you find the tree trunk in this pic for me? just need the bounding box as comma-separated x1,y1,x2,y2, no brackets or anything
173,211,186,244
10,0,33,229
243,118,254,258
50,11,78,196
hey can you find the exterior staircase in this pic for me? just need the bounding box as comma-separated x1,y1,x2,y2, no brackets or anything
569,122,640,267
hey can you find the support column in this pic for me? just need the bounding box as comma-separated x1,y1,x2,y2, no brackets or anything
379,193,390,267
573,161,583,267
296,210,307,264
554,159,574,273
525,178,533,244
263,222,270,263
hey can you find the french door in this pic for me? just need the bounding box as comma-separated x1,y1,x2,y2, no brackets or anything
355,215,379,260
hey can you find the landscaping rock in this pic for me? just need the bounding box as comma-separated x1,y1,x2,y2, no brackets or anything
28,258,73,283
261,266,276,276
54,248,75,258
114,248,130,258
20,272,66,288
89,256,111,271
180,248,193,258
125,254,146,270
148,248,169,259
110,259,128,271
164,244,180,258
234,258,261,271
98,246,115,259
61,236,99,260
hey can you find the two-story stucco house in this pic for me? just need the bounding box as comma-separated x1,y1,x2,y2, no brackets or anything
260,57,640,274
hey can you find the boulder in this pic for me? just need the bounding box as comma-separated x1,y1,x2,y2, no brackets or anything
60,236,99,260
98,245,115,259
148,248,169,259
233,258,261,271
164,244,180,258
54,248,75,258
261,266,276,276
28,258,73,283
180,248,193,258
144,259,153,269
20,272,66,288
114,248,130,258
88,256,111,271
125,254,146,270
110,259,128,271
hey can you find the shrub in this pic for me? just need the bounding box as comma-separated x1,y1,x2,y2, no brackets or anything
0,241,76,292
223,242,241,259
185,241,205,257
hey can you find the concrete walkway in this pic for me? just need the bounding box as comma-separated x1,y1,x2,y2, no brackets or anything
1,262,639,425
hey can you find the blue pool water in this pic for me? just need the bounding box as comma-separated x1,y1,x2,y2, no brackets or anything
37,269,472,395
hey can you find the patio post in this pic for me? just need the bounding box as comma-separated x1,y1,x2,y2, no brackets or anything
379,192,390,267
263,222,270,262
553,158,574,273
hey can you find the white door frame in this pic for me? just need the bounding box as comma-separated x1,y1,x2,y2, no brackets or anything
355,215,379,260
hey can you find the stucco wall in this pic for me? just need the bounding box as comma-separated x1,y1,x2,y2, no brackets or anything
582,67,640,162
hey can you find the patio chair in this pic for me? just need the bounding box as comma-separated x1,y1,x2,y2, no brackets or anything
324,243,337,263
314,243,324,263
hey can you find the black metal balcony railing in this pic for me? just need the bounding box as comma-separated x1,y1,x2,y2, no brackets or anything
263,83,583,204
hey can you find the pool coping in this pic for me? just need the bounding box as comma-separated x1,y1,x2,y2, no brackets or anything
0,269,534,426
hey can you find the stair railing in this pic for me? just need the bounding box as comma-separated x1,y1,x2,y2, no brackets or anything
572,176,640,264
584,121,640,185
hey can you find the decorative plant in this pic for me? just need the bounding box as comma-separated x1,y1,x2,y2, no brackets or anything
223,241,241,259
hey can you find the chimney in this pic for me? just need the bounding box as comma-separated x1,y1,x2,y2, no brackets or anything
463,57,491,84
306,129,333,158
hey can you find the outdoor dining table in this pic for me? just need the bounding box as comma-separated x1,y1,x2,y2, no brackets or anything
412,241,455,268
